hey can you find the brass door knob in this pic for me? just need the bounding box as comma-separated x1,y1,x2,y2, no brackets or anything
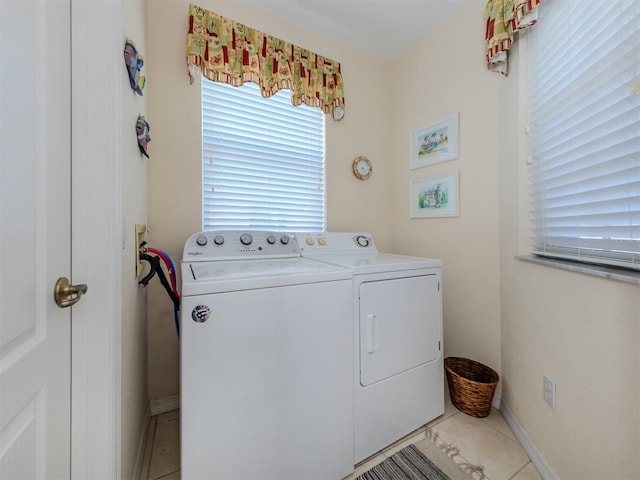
54,277,88,308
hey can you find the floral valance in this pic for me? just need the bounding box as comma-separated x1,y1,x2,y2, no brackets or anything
485,0,542,75
186,4,344,115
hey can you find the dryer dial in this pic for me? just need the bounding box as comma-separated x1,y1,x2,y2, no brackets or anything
280,235,290,245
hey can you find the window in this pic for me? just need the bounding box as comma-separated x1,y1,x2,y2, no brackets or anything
202,80,326,232
527,0,640,270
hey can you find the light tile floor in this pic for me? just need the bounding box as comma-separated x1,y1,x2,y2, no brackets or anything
140,395,543,480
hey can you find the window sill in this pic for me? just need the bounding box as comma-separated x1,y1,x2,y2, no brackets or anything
515,255,640,285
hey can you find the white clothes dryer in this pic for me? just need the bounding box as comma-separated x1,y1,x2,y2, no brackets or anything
295,232,444,463
180,231,354,480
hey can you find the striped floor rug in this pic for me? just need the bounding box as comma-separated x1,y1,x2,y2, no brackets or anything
355,444,449,480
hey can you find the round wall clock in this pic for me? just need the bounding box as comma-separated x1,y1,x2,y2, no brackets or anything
352,156,372,180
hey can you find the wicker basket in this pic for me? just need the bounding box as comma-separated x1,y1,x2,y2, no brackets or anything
444,357,499,418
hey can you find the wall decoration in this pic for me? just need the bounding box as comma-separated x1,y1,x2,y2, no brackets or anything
124,39,146,95
410,172,459,218
136,115,151,158
410,113,458,169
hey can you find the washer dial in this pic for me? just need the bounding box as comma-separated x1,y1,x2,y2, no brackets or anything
196,235,208,246
239,233,253,246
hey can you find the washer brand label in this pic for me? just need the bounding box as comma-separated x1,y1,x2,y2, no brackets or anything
191,305,210,323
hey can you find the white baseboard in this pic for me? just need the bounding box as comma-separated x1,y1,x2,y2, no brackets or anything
131,406,151,480
150,394,181,416
500,401,558,480
491,391,502,410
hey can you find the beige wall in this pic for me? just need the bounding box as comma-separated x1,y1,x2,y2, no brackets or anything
498,44,640,479
389,3,502,387
145,0,393,400
121,1,149,477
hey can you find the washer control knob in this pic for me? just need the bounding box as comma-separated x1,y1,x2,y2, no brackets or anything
306,237,315,246
213,234,224,246
318,237,326,246
196,235,208,246
280,235,290,245
266,234,276,245
240,233,253,246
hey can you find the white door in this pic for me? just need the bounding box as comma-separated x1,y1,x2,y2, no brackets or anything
0,0,74,478
359,274,441,386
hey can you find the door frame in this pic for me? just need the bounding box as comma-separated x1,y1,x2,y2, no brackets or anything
71,1,123,477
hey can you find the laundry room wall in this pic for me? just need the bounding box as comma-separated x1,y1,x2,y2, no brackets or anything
388,2,503,393
389,4,640,477
121,0,149,477
145,0,394,402
497,44,640,480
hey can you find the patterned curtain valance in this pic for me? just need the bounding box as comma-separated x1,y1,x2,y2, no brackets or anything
485,0,542,76
186,4,344,115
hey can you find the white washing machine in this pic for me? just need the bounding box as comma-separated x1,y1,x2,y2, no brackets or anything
295,232,444,463
180,231,354,480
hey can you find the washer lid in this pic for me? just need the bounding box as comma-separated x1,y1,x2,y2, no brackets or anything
181,257,351,296
303,251,441,275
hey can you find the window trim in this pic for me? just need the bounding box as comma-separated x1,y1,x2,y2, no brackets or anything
516,255,640,285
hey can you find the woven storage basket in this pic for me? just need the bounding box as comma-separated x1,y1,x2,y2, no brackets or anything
444,357,499,418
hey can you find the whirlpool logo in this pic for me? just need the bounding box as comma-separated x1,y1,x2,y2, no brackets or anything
191,305,210,323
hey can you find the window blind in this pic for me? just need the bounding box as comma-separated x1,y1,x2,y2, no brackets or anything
202,80,326,232
528,0,640,270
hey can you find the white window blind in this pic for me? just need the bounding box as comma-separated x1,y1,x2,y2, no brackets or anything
528,0,640,270
202,80,326,232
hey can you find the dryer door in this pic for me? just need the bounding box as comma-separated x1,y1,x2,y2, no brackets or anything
359,274,441,386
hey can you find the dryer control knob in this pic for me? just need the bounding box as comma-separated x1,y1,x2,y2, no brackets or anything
266,234,276,245
318,237,326,246
196,235,208,246
280,235,290,245
306,237,315,246
240,233,253,246
213,235,224,245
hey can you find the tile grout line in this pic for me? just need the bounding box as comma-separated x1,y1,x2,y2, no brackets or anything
479,421,531,480
148,415,182,480
141,416,158,480
480,415,529,449
154,470,181,480
507,460,533,480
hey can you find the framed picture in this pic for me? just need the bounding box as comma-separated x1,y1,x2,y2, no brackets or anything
410,172,459,218
409,113,459,169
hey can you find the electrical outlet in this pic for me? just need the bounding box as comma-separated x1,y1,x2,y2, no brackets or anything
543,373,556,410
135,224,148,277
